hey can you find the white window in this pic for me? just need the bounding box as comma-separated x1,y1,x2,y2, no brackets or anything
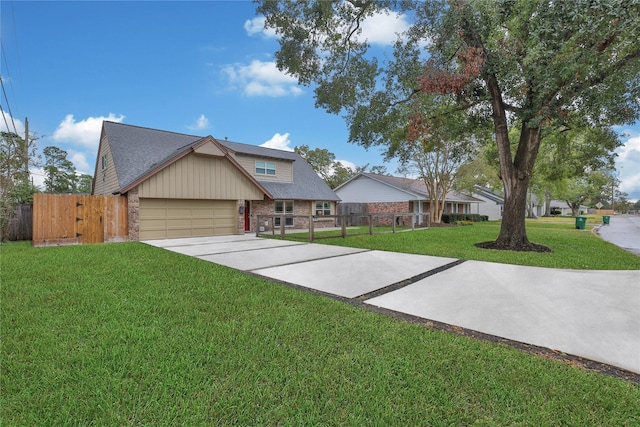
256,160,276,175
315,201,331,216
101,154,108,170
274,200,293,226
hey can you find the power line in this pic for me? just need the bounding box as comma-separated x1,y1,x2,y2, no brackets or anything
0,76,18,135
0,103,12,134
1,41,20,116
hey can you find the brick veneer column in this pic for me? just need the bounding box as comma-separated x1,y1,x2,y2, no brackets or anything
127,187,140,241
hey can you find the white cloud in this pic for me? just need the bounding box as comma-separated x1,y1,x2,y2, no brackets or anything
0,113,25,136
336,159,356,170
69,150,91,175
360,10,410,46
53,113,124,148
246,10,409,47
29,167,46,190
188,114,210,131
260,133,294,151
244,16,278,38
222,59,303,97
615,133,640,201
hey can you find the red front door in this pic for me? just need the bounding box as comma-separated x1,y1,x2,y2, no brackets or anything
244,201,251,231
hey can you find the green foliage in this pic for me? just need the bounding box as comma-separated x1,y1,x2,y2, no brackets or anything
442,213,488,223
295,144,386,188
2,241,639,424
43,146,76,193
294,144,354,188
42,146,93,194
258,0,640,248
1,132,39,239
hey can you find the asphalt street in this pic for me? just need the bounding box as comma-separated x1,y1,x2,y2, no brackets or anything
597,214,640,256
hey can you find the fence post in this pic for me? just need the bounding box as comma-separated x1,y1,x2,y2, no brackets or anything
369,215,373,235
280,216,285,238
411,214,415,230
256,215,259,237
341,216,346,238
392,215,396,233
309,215,314,243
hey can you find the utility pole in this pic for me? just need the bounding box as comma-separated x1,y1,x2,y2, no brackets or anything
24,117,29,180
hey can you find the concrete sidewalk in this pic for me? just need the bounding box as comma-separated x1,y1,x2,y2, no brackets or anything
144,235,640,374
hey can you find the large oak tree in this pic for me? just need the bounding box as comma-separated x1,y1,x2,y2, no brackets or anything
257,0,640,251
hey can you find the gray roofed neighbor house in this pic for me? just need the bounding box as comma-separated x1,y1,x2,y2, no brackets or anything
102,121,339,201
357,172,481,203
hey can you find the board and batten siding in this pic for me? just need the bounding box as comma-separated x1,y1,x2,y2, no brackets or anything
93,135,120,196
234,154,293,183
137,152,264,200
336,176,419,203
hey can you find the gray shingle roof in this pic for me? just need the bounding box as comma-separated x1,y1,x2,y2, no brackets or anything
103,121,339,201
361,173,482,202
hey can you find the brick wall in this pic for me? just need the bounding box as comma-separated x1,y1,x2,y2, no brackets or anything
367,201,411,226
127,187,139,241
249,199,337,231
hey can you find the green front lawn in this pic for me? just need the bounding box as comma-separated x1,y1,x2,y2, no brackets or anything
295,221,640,270
2,241,639,425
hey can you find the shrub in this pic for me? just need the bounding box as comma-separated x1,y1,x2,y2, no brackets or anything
441,213,487,223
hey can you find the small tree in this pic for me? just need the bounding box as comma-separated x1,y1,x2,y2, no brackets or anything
43,146,76,193
1,132,39,240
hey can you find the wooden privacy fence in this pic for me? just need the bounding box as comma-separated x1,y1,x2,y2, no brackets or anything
3,204,33,241
32,194,128,247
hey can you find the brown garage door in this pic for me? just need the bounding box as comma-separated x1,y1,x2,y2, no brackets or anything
139,198,236,240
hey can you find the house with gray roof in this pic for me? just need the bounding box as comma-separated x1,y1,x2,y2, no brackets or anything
92,121,340,240
334,172,483,224
470,185,503,220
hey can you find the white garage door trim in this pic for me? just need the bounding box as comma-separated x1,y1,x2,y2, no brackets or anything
139,198,237,240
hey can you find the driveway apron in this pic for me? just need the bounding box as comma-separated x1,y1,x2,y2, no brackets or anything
144,235,640,375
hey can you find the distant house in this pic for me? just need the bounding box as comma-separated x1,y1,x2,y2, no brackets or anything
92,122,339,240
470,185,503,220
334,172,482,223
548,199,589,216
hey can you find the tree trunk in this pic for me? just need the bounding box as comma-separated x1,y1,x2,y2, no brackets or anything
543,190,552,217
477,119,550,251
496,179,530,247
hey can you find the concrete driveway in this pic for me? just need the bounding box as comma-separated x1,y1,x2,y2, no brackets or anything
144,235,640,375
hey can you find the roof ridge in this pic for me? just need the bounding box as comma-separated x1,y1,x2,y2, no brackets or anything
104,121,202,139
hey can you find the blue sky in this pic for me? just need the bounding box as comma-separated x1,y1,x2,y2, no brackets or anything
1,1,639,201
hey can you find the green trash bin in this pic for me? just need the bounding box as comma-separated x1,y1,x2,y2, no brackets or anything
575,216,587,230
603,215,610,225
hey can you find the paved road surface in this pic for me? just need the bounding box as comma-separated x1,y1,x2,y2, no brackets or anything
597,214,640,256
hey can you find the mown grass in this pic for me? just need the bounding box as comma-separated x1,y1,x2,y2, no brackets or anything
2,241,639,425
291,220,640,270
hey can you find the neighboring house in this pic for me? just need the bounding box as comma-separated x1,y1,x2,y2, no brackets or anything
334,172,483,224
528,194,589,217
548,199,589,216
470,185,503,220
92,122,339,240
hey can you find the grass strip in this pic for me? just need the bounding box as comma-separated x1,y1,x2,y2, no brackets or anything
2,241,639,425
293,221,640,270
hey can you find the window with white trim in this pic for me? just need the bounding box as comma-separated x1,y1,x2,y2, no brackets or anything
274,200,293,226
256,160,276,176
101,154,108,170
315,201,331,216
